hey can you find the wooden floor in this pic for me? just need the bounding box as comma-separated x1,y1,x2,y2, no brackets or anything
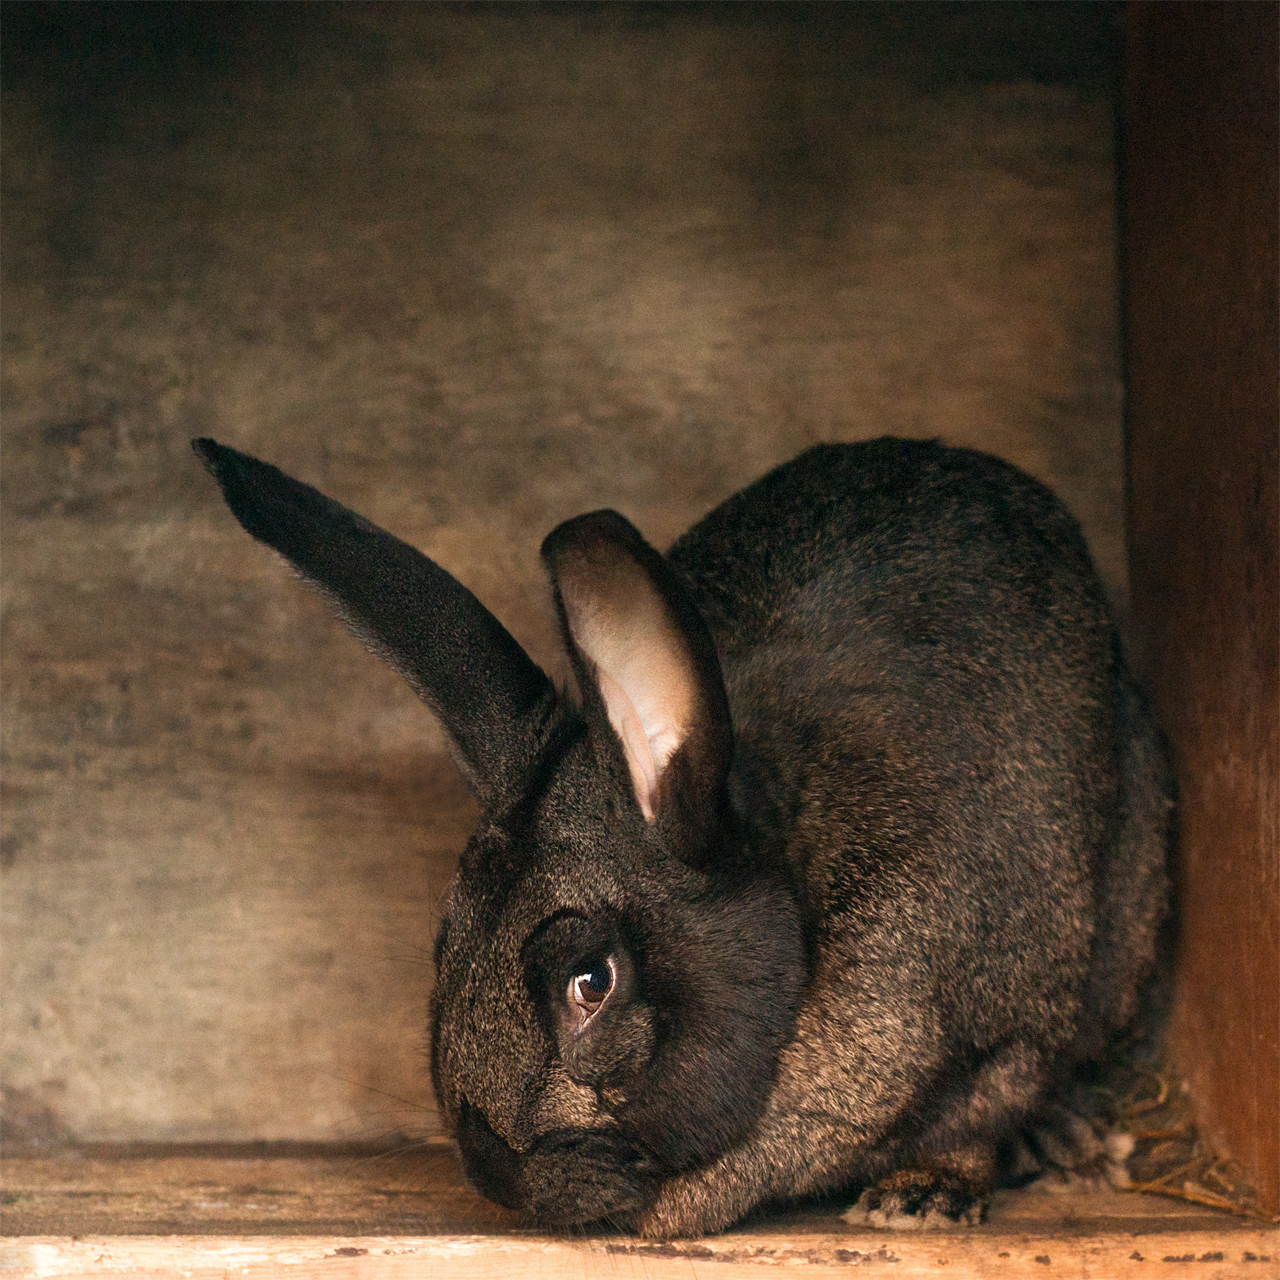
2,1144,1276,1278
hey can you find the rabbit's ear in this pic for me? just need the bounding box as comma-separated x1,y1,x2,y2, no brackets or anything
542,511,731,854
193,439,555,802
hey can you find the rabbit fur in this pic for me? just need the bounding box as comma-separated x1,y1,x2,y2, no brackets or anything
194,436,1171,1238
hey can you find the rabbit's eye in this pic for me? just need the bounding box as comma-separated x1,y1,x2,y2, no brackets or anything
568,956,617,1023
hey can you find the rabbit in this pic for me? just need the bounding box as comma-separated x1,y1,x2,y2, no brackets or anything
193,435,1171,1238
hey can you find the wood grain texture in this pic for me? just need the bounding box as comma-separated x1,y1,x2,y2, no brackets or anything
1,5,1131,1145
1122,0,1280,1216
3,1149,1276,1279
6,1231,1279,1280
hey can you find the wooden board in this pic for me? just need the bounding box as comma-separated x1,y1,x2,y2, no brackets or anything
2,1147,1276,1279
1,2,1132,1150
1121,0,1280,1216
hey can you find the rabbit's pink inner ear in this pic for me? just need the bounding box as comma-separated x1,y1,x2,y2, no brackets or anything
553,546,698,820
595,665,659,819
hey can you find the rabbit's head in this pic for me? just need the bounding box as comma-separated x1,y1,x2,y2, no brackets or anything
194,441,806,1226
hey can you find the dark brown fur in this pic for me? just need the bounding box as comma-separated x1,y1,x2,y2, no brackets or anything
195,436,1171,1236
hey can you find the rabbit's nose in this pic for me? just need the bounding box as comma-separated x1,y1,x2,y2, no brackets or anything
457,1100,526,1210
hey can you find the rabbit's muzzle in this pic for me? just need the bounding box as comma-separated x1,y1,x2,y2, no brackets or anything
456,1101,525,1210
456,1099,658,1225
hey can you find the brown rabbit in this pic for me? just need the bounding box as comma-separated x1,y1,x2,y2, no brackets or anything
195,435,1171,1237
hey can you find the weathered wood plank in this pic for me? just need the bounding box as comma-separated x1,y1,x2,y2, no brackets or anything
3,1150,1276,1278
1121,0,1280,1217
5,1224,1277,1279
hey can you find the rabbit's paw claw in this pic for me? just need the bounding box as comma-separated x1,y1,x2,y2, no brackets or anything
842,1172,987,1230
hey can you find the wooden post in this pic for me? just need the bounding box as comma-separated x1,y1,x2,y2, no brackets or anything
1122,1,1280,1216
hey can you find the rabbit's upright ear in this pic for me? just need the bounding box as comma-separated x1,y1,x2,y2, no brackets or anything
193,439,555,803
542,511,731,858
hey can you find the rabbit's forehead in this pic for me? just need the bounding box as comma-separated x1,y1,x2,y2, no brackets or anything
445,858,635,953
438,747,654,988
452,797,649,929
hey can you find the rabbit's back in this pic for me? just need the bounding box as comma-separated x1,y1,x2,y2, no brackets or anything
668,438,1162,1059
669,438,1109,669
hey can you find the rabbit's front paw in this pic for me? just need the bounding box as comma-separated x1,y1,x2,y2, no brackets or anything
843,1170,987,1230
633,1183,732,1239
631,1162,761,1240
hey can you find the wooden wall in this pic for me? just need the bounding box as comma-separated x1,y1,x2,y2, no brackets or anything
0,3,1158,1158
1122,0,1280,1217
